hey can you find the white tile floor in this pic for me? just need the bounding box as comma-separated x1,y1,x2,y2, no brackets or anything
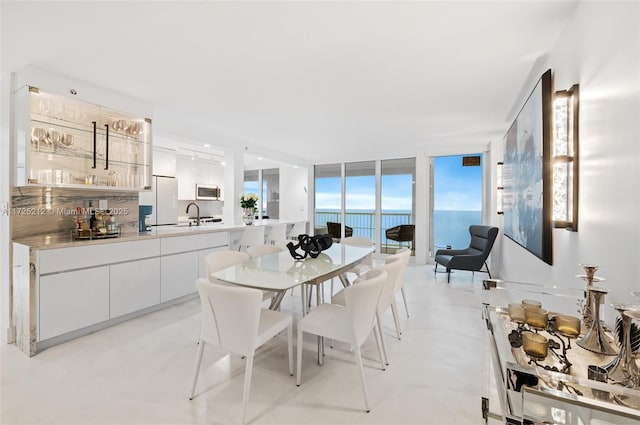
1,262,489,425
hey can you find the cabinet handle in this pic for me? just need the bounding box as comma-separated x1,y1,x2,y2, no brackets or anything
91,121,97,169
104,124,109,170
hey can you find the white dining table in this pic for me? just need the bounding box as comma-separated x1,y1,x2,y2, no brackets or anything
211,243,373,312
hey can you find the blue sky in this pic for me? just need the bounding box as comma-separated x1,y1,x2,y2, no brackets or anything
314,154,482,212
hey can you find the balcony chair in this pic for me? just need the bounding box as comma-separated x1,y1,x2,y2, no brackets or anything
434,225,499,283
326,221,353,242
189,279,293,425
385,224,415,252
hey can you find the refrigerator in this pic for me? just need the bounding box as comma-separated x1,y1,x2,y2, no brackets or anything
139,175,178,226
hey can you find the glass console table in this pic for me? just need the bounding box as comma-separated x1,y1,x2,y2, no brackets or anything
481,279,640,424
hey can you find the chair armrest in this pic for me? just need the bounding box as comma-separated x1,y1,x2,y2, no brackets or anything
435,248,468,256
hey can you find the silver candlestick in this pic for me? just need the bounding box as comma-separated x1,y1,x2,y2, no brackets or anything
577,287,618,356
604,304,635,383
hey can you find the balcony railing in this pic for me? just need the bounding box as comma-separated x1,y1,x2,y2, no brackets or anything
315,210,413,251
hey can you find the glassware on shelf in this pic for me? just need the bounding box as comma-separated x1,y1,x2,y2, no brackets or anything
525,307,549,330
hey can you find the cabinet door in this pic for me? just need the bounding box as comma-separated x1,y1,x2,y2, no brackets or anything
160,252,198,302
15,86,152,191
39,266,110,341
176,157,196,200
110,258,161,318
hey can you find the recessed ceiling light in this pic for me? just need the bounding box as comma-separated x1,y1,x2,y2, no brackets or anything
258,157,263,160
203,144,210,148
221,161,226,166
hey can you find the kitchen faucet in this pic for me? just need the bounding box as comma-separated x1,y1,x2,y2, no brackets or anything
186,202,200,226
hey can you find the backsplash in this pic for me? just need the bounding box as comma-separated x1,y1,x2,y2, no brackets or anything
11,187,139,240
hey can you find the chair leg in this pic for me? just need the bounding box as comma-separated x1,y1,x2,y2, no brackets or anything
390,301,402,339
375,314,389,367
447,269,451,283
287,323,294,376
241,355,254,425
296,328,303,386
434,263,438,274
188,340,205,400
353,346,371,413
400,287,410,318
485,261,492,278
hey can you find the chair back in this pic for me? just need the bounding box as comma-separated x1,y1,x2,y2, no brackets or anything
342,236,374,267
467,225,499,260
195,278,221,345
238,226,266,249
341,236,373,247
287,221,307,240
205,250,250,281
377,257,403,313
197,279,262,356
392,248,411,290
347,268,386,345
326,222,353,240
266,223,287,244
246,244,283,258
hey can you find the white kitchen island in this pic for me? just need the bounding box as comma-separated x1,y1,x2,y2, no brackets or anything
12,220,306,356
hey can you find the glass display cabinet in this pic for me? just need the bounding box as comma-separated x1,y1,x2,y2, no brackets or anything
482,279,640,425
13,85,152,191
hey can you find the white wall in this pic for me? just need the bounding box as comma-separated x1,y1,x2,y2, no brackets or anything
500,2,640,322
279,165,308,221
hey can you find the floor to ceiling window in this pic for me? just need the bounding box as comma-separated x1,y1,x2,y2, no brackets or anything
430,154,483,254
314,158,415,253
244,168,279,218
381,158,416,253
345,161,376,240
314,163,342,232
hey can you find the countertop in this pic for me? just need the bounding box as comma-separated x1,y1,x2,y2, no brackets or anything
13,219,305,250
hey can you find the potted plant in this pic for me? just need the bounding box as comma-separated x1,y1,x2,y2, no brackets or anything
240,193,258,224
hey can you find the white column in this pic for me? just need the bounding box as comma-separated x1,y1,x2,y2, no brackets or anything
223,148,244,225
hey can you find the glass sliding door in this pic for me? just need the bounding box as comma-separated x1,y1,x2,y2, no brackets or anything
381,158,416,254
314,163,342,235
262,168,279,219
432,154,483,254
345,161,376,241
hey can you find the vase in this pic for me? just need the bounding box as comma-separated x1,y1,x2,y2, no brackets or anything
243,208,254,225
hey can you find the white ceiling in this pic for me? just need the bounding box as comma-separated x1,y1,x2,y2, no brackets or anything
1,1,579,166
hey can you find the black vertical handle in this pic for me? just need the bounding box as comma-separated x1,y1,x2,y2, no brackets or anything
104,124,109,170
91,121,97,169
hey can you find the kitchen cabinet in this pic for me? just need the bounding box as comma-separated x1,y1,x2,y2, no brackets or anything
39,266,110,340
13,85,152,191
160,252,198,302
176,157,224,200
110,258,161,318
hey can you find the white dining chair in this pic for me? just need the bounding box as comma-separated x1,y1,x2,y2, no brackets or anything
265,223,287,246
205,250,274,302
327,236,374,297
246,243,283,258
286,221,307,240
296,268,386,413
332,256,403,365
392,247,411,321
237,225,266,251
189,279,293,425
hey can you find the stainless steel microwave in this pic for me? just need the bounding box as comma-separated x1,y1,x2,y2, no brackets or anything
195,184,221,200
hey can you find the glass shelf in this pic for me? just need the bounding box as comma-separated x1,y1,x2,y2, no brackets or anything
14,86,152,191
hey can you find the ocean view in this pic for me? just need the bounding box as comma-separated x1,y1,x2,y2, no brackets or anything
315,209,481,249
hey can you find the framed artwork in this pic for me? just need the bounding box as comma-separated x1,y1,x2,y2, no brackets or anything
503,69,553,265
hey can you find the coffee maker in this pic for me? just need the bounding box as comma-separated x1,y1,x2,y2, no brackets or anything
139,205,153,232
